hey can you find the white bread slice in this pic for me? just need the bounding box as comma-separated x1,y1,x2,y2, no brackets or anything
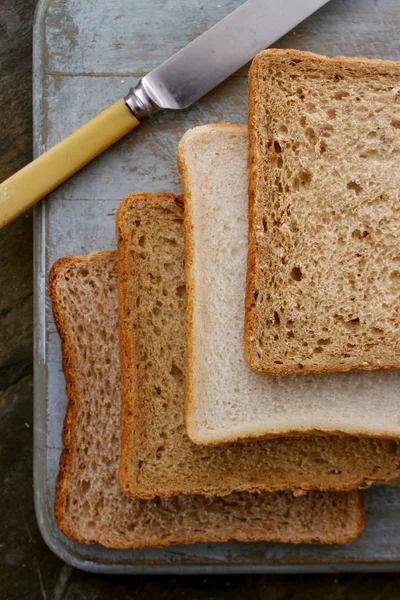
180,124,400,443
245,49,400,376
50,251,364,547
117,192,400,499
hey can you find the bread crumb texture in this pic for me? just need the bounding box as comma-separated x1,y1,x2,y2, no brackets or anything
247,49,400,375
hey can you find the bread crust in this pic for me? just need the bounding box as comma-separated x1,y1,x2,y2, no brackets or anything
245,48,400,377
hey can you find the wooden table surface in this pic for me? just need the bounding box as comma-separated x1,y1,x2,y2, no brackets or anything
1,1,400,598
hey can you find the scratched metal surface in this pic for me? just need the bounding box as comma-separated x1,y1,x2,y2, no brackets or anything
33,0,400,574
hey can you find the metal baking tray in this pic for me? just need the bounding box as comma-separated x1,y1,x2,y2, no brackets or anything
33,0,400,573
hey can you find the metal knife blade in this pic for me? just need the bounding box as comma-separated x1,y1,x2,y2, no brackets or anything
126,0,331,115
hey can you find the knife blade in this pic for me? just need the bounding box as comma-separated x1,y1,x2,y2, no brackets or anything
130,0,331,113
0,0,331,229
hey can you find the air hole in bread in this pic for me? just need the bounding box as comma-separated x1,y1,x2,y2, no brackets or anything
327,108,336,119
273,311,280,326
352,228,369,239
347,181,363,195
274,140,282,154
390,271,400,284
321,124,333,137
80,480,91,494
170,363,184,381
391,119,400,129
290,267,303,282
313,346,324,354
164,237,177,246
299,170,312,187
176,285,186,298
319,140,327,155
341,318,361,331
139,235,145,247
305,128,317,144
359,149,379,159
334,90,349,100
370,327,384,337
163,262,174,273
317,338,331,346
262,217,267,233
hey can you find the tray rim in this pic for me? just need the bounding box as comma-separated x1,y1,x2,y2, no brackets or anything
32,0,400,574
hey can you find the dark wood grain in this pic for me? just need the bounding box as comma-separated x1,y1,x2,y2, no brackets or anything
1,0,400,598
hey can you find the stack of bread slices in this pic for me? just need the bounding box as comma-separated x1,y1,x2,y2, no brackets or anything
50,49,400,549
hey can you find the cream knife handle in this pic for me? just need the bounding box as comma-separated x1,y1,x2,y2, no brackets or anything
0,99,139,229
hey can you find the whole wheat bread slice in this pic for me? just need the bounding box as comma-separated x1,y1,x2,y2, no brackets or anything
245,48,400,376
50,251,363,546
180,123,400,443
117,191,400,499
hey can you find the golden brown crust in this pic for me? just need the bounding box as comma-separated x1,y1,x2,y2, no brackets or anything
50,251,116,544
115,196,134,497
246,360,400,378
245,48,400,376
